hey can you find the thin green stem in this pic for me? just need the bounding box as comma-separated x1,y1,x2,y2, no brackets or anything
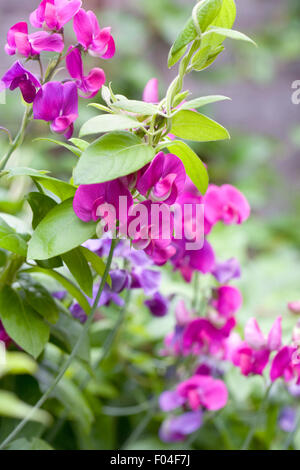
0,239,117,450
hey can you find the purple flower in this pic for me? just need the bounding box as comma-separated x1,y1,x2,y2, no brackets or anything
33,81,78,139
278,407,297,433
137,152,186,205
145,292,169,317
66,46,105,98
211,257,241,284
131,268,161,296
0,61,41,103
5,22,64,57
30,0,82,31
211,285,242,318
73,8,115,59
171,239,215,283
159,411,202,443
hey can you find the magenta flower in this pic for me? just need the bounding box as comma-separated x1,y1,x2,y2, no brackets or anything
0,61,41,103
204,184,250,226
270,346,300,383
0,320,11,347
30,0,82,31
183,317,236,355
66,47,105,98
211,285,242,318
211,257,241,284
177,375,228,411
33,81,78,139
171,239,215,283
73,9,115,59
5,22,64,57
137,152,186,205
143,78,159,103
73,179,133,224
159,412,202,443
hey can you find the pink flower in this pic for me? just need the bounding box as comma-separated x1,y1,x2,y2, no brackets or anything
73,8,115,59
73,180,133,224
30,0,82,31
183,317,236,355
270,346,299,383
211,285,242,318
33,81,78,139
5,22,64,57
143,78,159,103
66,46,105,98
204,184,250,226
137,152,186,205
245,317,282,352
171,239,215,283
177,375,228,411
175,300,192,327
0,61,41,103
288,301,300,314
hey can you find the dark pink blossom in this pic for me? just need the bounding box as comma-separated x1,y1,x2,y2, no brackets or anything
0,61,41,103
183,317,236,355
145,292,169,317
30,0,82,31
0,320,11,347
66,46,105,98
171,239,215,283
270,346,300,383
177,375,228,411
211,285,242,318
5,22,64,57
204,184,250,226
33,81,78,139
137,152,186,205
73,8,115,59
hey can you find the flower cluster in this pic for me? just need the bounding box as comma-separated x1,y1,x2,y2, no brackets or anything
0,0,115,137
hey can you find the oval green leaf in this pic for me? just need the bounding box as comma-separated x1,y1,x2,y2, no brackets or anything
170,110,230,142
80,114,144,137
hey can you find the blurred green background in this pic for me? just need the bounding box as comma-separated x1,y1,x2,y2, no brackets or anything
0,0,300,449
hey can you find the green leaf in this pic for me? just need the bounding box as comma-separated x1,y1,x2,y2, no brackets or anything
33,138,81,157
2,167,76,201
69,138,89,152
23,267,91,315
166,140,209,194
80,246,111,287
0,391,51,426
201,0,236,50
62,248,93,297
205,26,257,46
112,99,159,116
74,132,155,185
50,307,90,362
168,45,188,68
170,110,230,142
26,192,57,229
168,0,222,65
191,44,225,71
79,114,144,137
0,216,27,257
2,351,37,376
0,286,50,358
28,198,96,260
18,275,59,324
176,95,230,112
6,438,53,450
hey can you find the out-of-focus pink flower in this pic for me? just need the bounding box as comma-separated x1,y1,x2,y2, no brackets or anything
177,375,228,411
175,300,192,326
183,317,236,355
5,22,64,57
211,285,242,318
232,344,270,376
212,257,241,284
30,0,82,31
73,179,133,223
245,317,282,352
270,345,300,383
33,81,78,139
288,301,300,314
159,411,202,443
137,152,186,205
171,239,215,283
66,46,105,98
0,61,41,103
204,184,250,226
143,78,159,103
73,8,115,59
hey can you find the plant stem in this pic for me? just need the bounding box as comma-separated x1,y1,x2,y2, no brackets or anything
0,105,32,172
0,239,117,450
241,382,273,450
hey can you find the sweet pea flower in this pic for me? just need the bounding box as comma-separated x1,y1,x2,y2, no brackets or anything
270,345,300,383
288,301,300,314
0,61,41,103
211,286,242,318
66,47,105,98
5,22,64,57
171,238,215,283
143,78,159,103
33,81,78,138
137,152,186,205
175,300,192,327
211,258,241,284
204,184,250,226
73,179,133,224
159,412,202,443
30,0,82,31
73,9,115,59
145,292,169,317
